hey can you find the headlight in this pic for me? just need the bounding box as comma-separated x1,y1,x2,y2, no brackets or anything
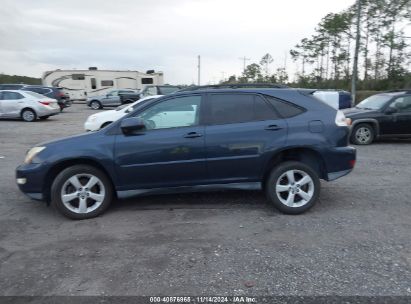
24,147,46,164
88,115,97,122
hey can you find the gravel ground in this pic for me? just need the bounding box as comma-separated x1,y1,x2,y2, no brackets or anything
0,104,410,296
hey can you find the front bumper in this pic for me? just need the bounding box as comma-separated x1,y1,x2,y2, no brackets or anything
16,162,50,201
84,120,98,131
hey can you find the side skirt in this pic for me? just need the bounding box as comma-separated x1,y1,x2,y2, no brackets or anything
117,182,262,199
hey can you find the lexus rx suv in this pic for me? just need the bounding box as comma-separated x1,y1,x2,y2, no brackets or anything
16,87,356,219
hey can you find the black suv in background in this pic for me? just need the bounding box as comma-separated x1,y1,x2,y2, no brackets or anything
343,90,411,145
21,85,71,111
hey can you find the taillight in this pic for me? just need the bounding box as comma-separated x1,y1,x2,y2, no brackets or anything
335,110,349,127
349,159,356,168
39,101,50,106
57,92,65,97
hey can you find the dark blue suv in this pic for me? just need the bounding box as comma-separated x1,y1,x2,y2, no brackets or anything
16,87,356,219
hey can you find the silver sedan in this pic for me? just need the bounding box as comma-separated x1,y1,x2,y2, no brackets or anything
0,90,60,122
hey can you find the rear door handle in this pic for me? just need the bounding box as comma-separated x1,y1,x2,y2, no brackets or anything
265,124,283,131
184,132,203,138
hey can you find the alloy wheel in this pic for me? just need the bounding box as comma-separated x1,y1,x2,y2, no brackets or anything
275,169,314,208
60,173,105,214
355,127,371,144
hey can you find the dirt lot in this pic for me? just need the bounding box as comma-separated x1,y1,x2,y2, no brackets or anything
0,104,410,296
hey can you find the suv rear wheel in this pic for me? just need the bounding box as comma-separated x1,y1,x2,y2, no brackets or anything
266,161,320,214
351,123,374,145
51,165,113,219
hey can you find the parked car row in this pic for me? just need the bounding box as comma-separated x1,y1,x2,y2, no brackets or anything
86,85,181,110
0,84,71,111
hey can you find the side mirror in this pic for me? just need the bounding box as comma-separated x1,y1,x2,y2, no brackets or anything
385,107,397,115
120,117,146,134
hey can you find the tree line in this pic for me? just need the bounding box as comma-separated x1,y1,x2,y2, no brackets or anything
0,73,41,85
223,0,411,91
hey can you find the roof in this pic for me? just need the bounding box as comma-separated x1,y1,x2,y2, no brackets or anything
178,83,287,92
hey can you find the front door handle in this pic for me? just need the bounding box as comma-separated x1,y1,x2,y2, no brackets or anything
184,132,203,138
265,124,283,131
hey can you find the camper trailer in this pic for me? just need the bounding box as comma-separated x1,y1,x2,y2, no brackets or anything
42,68,164,100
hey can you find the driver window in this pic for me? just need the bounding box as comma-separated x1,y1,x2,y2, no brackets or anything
136,95,201,130
389,96,411,113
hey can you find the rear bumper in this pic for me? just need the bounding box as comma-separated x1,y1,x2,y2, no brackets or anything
322,146,356,181
37,106,60,117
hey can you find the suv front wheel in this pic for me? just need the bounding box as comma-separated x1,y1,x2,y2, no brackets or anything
51,165,113,219
266,161,320,214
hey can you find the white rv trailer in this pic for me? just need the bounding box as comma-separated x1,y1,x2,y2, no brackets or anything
42,68,164,100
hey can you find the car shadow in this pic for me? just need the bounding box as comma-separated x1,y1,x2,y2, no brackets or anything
109,190,270,212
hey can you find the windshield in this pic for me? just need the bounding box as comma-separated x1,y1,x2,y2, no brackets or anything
356,95,392,110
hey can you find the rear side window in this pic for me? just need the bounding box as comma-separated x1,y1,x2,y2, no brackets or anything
2,91,24,100
265,96,304,118
208,94,279,125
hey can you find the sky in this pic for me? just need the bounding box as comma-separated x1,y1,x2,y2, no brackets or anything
0,0,356,84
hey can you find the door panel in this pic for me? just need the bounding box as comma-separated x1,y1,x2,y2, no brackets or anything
380,96,411,135
114,94,207,190
205,120,287,182
204,93,287,183
0,92,25,118
114,126,206,190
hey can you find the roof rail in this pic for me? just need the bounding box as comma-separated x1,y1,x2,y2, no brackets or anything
385,89,411,94
177,83,288,92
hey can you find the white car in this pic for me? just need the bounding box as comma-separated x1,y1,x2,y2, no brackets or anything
84,95,163,131
0,90,60,122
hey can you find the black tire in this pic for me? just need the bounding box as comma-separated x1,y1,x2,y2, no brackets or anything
21,109,37,122
100,121,112,129
351,123,374,145
90,100,102,110
40,116,50,120
51,165,113,220
265,161,320,214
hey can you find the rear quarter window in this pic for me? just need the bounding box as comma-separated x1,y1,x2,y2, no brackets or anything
264,96,305,118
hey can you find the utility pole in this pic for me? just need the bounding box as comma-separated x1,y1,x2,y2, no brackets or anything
239,56,250,73
197,55,201,86
351,0,361,106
